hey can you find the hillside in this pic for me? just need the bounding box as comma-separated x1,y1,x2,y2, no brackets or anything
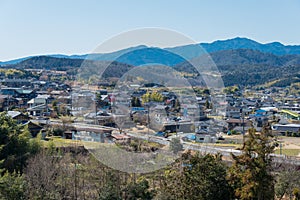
0,56,136,80
2,38,300,87
5,56,84,71
174,49,300,87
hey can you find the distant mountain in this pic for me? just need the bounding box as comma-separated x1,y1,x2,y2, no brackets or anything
175,49,300,86
51,45,149,61
6,49,300,87
2,55,135,79
5,56,84,71
2,37,300,87
115,47,185,66
166,37,300,60
54,46,185,66
0,56,35,65
3,37,300,66
0,45,148,66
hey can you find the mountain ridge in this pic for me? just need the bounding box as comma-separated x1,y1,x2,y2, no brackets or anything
2,37,300,65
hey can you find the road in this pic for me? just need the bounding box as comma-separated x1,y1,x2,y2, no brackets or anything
42,119,300,165
127,131,300,165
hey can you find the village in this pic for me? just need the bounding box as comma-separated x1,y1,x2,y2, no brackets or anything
1,68,300,157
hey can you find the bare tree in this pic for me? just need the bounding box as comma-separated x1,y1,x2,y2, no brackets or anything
25,151,75,199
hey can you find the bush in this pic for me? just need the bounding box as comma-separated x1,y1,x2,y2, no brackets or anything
292,132,298,137
52,128,64,136
285,131,292,137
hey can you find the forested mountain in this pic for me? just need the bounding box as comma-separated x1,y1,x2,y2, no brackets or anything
3,37,300,66
5,56,84,71
167,37,300,59
174,49,300,86
2,38,300,87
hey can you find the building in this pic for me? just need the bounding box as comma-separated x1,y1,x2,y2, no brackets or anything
7,111,30,124
272,124,300,134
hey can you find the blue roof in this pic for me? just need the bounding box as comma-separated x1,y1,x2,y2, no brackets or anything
186,134,196,140
254,114,264,117
131,107,145,111
256,109,266,113
155,131,165,137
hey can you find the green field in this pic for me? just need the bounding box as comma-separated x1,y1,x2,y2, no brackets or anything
274,149,300,156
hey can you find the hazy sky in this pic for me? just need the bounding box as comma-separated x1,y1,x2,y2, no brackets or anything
1,0,300,61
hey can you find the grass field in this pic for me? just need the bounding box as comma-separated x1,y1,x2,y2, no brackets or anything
274,149,300,156
42,136,83,147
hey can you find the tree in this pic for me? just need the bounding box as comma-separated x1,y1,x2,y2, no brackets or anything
25,151,66,199
97,171,122,200
51,100,59,117
293,188,300,200
223,85,239,94
141,92,151,104
169,138,183,154
205,99,210,109
141,91,164,104
227,127,276,200
150,91,163,102
0,172,26,200
159,151,231,200
126,179,154,200
0,112,39,173
131,96,141,107
275,168,300,200
96,92,109,108
173,99,181,112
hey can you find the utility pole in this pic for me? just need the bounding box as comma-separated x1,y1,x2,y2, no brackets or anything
147,104,150,138
174,117,180,137
240,107,245,143
95,98,97,125
241,92,245,143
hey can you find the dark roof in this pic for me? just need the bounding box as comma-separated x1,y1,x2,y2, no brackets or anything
226,118,251,123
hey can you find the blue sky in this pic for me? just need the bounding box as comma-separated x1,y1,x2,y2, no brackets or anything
1,0,300,61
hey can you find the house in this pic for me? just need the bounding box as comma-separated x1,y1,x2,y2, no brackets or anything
15,89,36,99
27,104,49,116
249,109,272,128
25,121,43,137
226,118,252,131
272,123,300,134
280,109,300,121
0,79,32,87
27,95,53,116
32,81,47,90
56,95,72,105
28,95,53,108
226,106,241,119
0,95,18,111
195,133,216,143
7,111,30,124
181,104,200,120
111,133,131,143
0,87,36,100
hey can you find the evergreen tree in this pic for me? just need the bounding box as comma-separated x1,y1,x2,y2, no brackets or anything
0,172,25,200
131,97,141,107
0,112,39,173
126,179,154,200
159,151,231,200
227,127,276,200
